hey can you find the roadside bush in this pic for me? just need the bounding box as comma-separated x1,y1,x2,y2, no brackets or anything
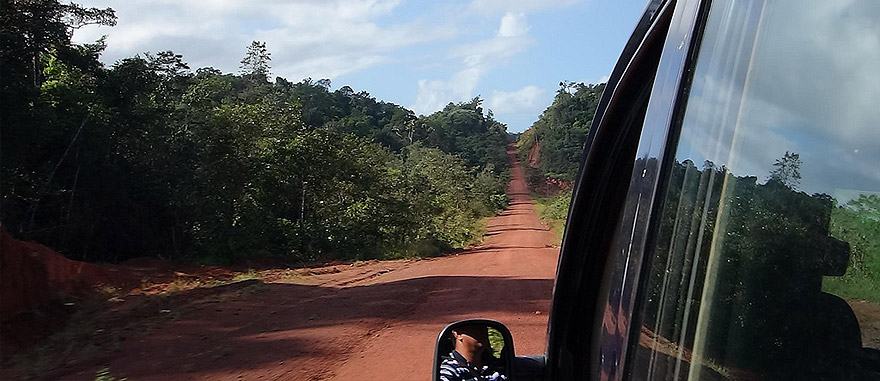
823,195,880,303
542,190,572,221
402,144,505,251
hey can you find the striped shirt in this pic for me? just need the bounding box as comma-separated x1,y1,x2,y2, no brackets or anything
439,351,507,381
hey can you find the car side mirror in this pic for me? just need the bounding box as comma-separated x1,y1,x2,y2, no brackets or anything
433,319,515,381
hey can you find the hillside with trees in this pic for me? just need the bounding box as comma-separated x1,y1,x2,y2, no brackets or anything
0,0,509,265
515,82,604,232
516,81,604,182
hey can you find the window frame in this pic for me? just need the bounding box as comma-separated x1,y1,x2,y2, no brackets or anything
621,1,880,379
545,0,714,379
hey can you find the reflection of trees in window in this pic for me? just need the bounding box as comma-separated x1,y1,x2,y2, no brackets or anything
634,153,877,379
826,194,880,303
767,151,802,190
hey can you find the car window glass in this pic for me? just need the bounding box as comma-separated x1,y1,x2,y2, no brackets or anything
629,0,880,379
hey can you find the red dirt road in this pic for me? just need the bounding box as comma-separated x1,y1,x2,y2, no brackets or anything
58,150,560,380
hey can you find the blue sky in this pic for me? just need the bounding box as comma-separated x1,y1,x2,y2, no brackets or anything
73,0,648,133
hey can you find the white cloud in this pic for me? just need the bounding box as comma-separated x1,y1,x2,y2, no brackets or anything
413,68,481,115
498,12,529,37
489,86,544,114
412,13,533,115
72,0,453,80
675,0,880,197
739,1,880,194
469,0,581,15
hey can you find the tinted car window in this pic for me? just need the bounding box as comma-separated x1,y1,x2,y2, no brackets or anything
629,0,880,379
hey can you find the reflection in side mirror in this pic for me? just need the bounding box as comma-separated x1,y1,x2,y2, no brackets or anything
433,319,514,381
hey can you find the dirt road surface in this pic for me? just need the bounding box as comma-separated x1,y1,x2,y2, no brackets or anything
58,149,560,380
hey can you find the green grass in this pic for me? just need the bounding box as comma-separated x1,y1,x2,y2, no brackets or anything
165,277,224,294
823,271,880,304
469,217,491,246
824,197,880,304
232,269,263,282
532,191,571,245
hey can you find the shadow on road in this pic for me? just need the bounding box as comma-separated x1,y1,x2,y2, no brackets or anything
57,276,554,379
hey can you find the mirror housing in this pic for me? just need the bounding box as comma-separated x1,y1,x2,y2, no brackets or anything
433,319,515,381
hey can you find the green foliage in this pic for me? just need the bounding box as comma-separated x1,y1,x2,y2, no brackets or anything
402,145,493,249
515,128,536,164
541,191,572,221
532,191,570,244
768,151,803,190
516,82,604,181
487,327,505,359
421,98,509,174
0,1,509,265
473,165,510,214
824,194,880,303
239,40,271,81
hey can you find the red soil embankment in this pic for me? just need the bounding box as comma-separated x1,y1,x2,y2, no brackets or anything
1,228,141,359
0,229,134,320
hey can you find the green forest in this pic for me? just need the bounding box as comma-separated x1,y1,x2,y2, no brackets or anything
0,1,510,265
516,81,604,182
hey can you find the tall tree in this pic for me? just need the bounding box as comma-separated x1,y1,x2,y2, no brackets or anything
768,151,802,190
420,97,509,173
1,0,116,242
239,40,271,81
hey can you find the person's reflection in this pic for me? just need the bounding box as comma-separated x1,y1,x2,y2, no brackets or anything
439,324,507,381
